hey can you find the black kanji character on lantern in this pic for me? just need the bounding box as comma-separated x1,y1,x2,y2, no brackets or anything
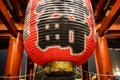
36,0,90,54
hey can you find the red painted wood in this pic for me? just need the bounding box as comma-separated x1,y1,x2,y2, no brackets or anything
0,1,18,37
94,34,114,80
4,32,23,80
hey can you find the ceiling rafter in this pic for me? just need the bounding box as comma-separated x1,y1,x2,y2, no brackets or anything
97,0,120,37
94,0,107,22
0,0,18,38
11,0,22,17
2,0,21,22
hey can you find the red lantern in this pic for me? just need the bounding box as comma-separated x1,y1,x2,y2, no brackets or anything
23,0,96,66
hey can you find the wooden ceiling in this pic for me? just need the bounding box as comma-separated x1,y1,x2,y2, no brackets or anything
0,0,120,48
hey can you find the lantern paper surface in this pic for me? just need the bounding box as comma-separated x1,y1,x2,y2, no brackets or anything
23,0,96,66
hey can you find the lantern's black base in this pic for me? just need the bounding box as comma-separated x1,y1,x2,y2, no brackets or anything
43,61,76,77
46,71,75,77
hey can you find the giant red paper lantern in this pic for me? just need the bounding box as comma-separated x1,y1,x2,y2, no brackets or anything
23,0,96,66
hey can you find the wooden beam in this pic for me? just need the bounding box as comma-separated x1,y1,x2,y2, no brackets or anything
0,1,18,38
4,32,23,80
0,24,8,33
0,23,23,37
106,21,120,38
2,0,21,22
0,23,23,32
94,0,107,20
98,0,120,37
10,0,22,22
0,33,11,37
94,34,114,80
0,23,23,33
109,24,120,31
95,0,115,22
11,0,22,17
106,30,120,38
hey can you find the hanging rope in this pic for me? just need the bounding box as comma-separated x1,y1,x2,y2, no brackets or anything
0,67,119,79
76,67,119,77
0,69,44,79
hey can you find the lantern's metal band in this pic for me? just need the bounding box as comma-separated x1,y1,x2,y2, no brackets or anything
44,61,76,76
